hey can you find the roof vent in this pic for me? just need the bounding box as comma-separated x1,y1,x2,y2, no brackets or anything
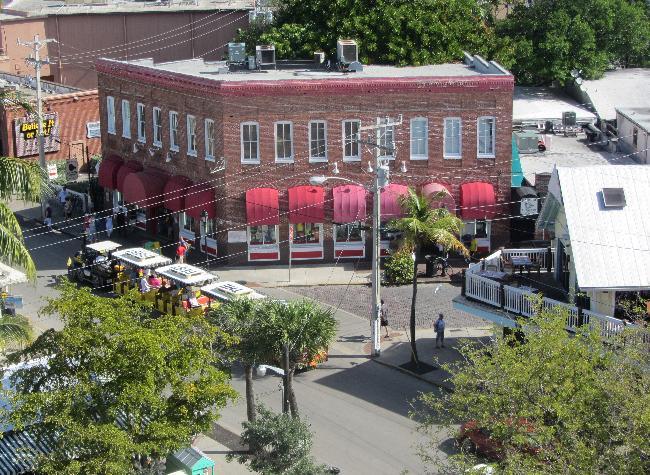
255,45,276,70
602,188,626,208
228,43,246,64
337,39,358,65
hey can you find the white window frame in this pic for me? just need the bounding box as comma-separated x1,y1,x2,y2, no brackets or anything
477,116,496,158
186,114,197,157
444,117,462,159
204,119,215,161
199,218,218,256
152,107,162,147
275,121,294,163
121,99,131,139
136,103,146,143
247,225,280,262
240,121,260,164
409,117,428,160
106,96,116,134
309,120,328,162
169,111,179,151
377,117,395,160
180,211,196,241
342,119,361,162
333,223,366,258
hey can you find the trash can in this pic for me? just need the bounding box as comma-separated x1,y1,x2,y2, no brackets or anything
425,255,435,277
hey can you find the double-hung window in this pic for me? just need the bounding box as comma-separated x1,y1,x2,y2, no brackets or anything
205,119,215,161
186,114,197,156
121,99,131,139
106,96,116,134
309,121,327,162
152,107,162,146
136,103,146,143
275,121,293,163
342,120,360,161
444,118,461,159
241,122,259,163
410,117,428,160
169,111,179,151
477,116,496,158
377,117,395,159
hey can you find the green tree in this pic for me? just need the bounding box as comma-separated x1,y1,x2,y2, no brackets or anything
260,299,337,417
231,404,327,475
384,247,415,285
208,297,269,423
389,189,466,365
415,306,650,474
0,155,49,280
0,282,236,474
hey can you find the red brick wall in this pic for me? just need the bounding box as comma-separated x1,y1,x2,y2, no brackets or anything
98,66,513,264
1,90,100,167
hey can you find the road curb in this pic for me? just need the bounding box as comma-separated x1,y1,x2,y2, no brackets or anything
371,358,454,393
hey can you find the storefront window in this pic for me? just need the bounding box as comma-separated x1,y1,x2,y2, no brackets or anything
202,219,216,239
249,225,277,245
292,223,321,245
463,220,489,238
475,220,488,238
335,223,363,242
182,212,195,234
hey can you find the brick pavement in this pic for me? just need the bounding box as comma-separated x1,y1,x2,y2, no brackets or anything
290,282,489,330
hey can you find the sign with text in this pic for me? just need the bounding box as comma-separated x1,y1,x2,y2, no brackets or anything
86,121,101,138
47,163,58,180
14,113,60,157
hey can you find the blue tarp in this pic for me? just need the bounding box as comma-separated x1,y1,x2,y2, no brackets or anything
511,135,524,187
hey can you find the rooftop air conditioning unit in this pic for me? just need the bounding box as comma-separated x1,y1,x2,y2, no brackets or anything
562,111,576,127
337,39,358,65
255,45,276,69
228,43,246,64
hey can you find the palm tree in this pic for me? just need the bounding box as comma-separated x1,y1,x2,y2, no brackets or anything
0,313,33,353
0,155,48,280
389,188,467,365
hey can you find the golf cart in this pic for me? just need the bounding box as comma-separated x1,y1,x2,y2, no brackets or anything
112,247,172,296
154,264,217,316
67,240,122,288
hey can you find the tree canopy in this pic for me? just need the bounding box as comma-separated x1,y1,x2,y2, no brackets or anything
415,305,650,474
0,282,236,474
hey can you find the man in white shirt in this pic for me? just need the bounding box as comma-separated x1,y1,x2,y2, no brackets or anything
57,186,68,216
139,275,151,293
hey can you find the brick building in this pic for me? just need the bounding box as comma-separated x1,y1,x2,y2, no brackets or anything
96,52,513,265
0,73,100,168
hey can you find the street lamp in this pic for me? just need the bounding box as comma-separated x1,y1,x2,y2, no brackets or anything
200,209,209,268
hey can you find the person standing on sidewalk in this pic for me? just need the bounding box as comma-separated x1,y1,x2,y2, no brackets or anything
434,313,446,348
105,215,114,238
44,204,53,231
176,239,188,264
57,186,68,216
380,299,390,338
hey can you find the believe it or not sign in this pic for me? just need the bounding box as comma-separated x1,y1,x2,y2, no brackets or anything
86,121,101,138
47,163,58,180
14,113,60,158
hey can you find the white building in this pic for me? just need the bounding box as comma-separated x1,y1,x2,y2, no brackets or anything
616,108,650,165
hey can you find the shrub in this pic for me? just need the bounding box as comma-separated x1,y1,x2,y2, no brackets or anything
384,248,414,285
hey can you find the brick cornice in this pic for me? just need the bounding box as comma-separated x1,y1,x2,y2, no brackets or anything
96,59,514,97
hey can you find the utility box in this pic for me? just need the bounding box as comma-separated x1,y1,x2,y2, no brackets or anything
514,130,540,154
337,39,358,65
255,45,276,69
228,43,246,63
562,111,577,126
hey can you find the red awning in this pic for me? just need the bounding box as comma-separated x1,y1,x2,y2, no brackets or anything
116,161,143,193
97,155,123,189
186,186,216,220
163,175,193,212
123,170,169,208
422,182,456,214
246,188,280,225
288,186,325,223
333,185,367,223
460,182,497,220
381,183,409,221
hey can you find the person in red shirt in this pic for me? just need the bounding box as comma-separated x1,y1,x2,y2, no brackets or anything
176,241,187,263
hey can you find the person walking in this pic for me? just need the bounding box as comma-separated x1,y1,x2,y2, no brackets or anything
105,215,114,238
176,239,188,264
380,299,390,338
44,204,53,231
64,197,73,219
434,313,446,348
57,185,68,217
88,213,97,243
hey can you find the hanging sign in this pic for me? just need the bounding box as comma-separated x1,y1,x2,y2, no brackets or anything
14,112,60,157
47,163,58,180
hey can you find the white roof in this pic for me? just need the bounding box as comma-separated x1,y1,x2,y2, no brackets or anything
548,165,650,290
86,240,122,253
580,68,650,121
513,86,596,124
155,264,216,286
0,263,28,286
201,281,266,301
112,248,172,269
616,107,650,132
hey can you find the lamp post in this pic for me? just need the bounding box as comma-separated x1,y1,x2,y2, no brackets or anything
200,209,209,268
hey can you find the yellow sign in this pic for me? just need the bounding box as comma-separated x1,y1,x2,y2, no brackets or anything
20,118,56,140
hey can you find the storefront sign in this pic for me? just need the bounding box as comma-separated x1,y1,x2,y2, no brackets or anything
14,113,60,157
228,230,248,243
47,163,58,180
86,121,101,138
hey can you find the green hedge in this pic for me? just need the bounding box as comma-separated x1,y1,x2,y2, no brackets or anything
384,248,414,286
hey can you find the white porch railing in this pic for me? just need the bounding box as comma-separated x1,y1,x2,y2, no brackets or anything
465,273,502,306
504,286,536,317
502,248,555,271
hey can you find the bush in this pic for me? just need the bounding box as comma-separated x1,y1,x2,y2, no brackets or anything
384,248,414,285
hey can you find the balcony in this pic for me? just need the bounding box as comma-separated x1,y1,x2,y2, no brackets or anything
455,248,629,340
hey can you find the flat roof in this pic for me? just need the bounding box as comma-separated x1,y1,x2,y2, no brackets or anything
580,68,650,121
2,0,253,17
616,107,650,132
513,86,596,124
0,73,81,101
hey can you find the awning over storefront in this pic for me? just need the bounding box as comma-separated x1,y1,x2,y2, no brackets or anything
288,186,324,223
163,175,193,212
246,188,280,225
123,169,169,208
97,155,123,190
422,182,456,214
381,183,409,221
333,184,367,224
460,182,497,220
115,160,143,193
186,186,216,219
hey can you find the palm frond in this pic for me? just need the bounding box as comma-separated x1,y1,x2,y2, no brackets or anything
0,313,33,349
0,156,50,202
0,203,36,280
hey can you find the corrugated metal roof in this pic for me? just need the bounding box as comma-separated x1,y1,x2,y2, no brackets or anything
0,429,53,474
553,165,650,290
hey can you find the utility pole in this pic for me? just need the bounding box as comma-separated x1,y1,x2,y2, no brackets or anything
282,342,290,414
18,34,56,216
